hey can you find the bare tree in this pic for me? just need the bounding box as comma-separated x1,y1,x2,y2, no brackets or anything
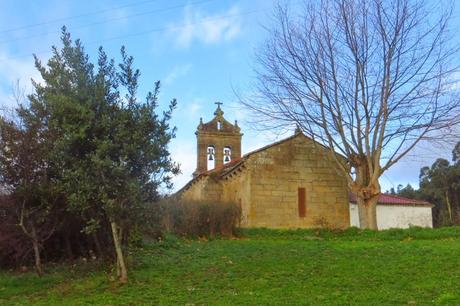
0,80,62,275
244,0,460,229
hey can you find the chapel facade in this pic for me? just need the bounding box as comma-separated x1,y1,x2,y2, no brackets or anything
179,104,351,229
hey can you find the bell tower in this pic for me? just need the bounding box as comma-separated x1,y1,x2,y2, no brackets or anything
193,102,243,176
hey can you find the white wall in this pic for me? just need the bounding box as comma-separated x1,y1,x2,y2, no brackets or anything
349,203,433,229
349,203,360,227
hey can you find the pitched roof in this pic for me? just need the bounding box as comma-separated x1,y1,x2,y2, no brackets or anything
349,193,433,207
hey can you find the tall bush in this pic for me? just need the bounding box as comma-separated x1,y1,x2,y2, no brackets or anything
160,199,241,238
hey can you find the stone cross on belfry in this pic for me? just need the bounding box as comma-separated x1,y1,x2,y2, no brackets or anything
214,101,224,117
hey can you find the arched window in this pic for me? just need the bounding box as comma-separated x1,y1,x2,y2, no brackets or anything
217,121,222,130
223,146,232,164
207,146,215,170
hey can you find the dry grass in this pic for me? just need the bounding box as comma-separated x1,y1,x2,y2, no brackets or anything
159,198,241,238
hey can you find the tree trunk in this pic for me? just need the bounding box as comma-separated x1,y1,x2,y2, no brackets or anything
353,161,381,230
445,190,453,224
357,196,379,230
30,225,43,277
110,221,128,284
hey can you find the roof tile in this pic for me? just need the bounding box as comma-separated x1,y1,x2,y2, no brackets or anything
349,193,432,206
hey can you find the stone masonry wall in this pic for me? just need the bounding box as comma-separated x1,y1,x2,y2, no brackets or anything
181,176,222,203
242,135,349,228
221,169,252,226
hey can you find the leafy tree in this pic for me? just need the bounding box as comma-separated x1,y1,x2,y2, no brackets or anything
453,142,460,164
0,28,178,282
396,184,417,200
419,155,460,226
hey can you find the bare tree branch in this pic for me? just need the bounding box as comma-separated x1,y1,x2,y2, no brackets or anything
242,0,460,229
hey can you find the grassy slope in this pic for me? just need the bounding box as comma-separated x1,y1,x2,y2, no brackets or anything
1,227,460,305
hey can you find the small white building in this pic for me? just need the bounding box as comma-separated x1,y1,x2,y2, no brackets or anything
349,194,433,229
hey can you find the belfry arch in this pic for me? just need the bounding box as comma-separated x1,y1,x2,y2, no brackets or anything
207,145,216,170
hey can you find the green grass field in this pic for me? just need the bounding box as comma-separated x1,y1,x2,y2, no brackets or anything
1,227,460,305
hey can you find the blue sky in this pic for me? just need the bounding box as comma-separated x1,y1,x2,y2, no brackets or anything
0,0,456,192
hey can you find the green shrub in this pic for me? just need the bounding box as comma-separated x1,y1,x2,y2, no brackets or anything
159,198,241,238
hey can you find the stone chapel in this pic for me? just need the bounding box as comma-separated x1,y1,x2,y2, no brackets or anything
178,103,351,229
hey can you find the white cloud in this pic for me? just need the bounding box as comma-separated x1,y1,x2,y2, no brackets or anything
164,63,192,85
169,5,242,48
0,90,15,112
224,101,249,122
108,8,130,26
188,101,202,117
0,52,43,108
170,138,196,192
445,70,460,91
168,98,207,192
0,53,41,83
174,97,204,122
